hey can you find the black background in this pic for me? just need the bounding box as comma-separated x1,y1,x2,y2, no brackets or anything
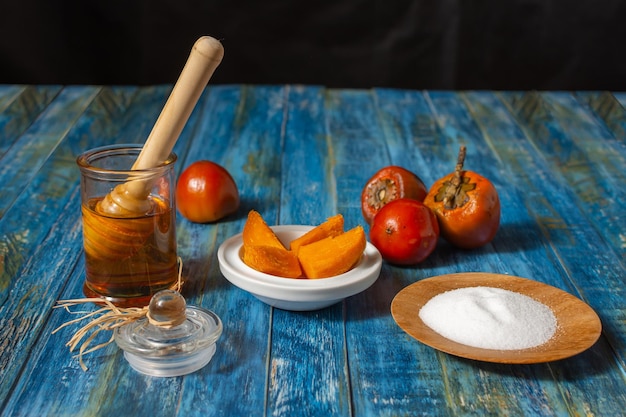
1,0,625,90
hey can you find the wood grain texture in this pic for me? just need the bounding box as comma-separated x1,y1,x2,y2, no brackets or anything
0,86,624,417
500,91,626,262
463,91,626,414
0,86,62,159
264,86,352,416
354,89,560,416
0,86,100,218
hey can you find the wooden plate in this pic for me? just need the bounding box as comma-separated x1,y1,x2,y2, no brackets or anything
391,272,602,364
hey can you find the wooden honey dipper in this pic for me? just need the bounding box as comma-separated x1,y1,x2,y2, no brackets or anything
82,37,223,266
98,36,224,216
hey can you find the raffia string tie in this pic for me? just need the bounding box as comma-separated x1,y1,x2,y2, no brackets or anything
52,257,184,371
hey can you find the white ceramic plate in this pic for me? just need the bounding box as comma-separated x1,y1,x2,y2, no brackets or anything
217,225,382,311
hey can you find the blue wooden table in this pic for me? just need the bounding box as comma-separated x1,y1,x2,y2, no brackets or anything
1,85,625,416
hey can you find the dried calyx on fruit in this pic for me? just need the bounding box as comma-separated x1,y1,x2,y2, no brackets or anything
434,146,475,210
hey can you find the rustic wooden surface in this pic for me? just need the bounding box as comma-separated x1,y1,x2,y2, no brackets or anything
0,85,625,416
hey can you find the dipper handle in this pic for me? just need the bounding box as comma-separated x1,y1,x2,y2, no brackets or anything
132,36,224,172
100,37,224,216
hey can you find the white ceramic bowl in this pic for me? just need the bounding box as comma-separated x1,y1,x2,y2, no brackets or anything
217,225,382,311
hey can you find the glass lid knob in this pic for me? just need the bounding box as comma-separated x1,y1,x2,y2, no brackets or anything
147,289,187,327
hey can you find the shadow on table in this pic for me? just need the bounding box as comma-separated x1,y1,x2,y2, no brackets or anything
489,221,548,254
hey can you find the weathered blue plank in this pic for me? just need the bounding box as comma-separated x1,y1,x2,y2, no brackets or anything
422,92,574,415
500,91,626,263
462,91,626,414
375,89,441,185
0,85,26,113
280,85,335,224
10,254,188,416
325,89,388,229
0,87,133,300
3,85,229,417
211,85,291,417
322,89,449,416
0,86,101,218
224,85,286,225
346,89,559,416
5,85,279,417
173,85,243,176
266,85,351,417
176,85,274,416
0,86,624,417
575,92,626,146
173,85,244,298
0,85,62,158
612,92,626,110
0,86,171,413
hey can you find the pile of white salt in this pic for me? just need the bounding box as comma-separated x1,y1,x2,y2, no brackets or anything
419,286,557,350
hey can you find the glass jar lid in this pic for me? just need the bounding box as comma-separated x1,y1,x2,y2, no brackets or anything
114,290,223,377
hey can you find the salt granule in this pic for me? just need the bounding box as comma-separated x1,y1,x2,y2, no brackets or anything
419,286,557,350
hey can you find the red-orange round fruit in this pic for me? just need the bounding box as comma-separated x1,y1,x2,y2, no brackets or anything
423,146,500,249
369,198,439,265
176,160,240,223
361,166,428,225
